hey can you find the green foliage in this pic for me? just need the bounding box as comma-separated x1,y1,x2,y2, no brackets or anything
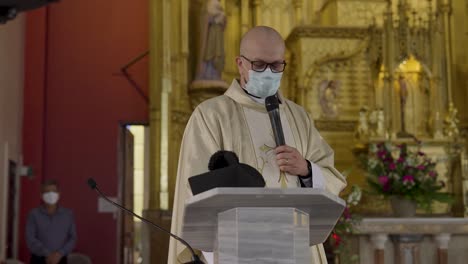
329,185,362,264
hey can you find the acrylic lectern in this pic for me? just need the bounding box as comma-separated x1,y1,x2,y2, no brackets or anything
182,188,345,264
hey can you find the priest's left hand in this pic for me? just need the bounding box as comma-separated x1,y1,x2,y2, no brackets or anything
275,145,309,177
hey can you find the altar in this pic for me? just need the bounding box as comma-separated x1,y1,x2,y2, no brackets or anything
142,0,468,262
284,1,468,263
355,217,468,264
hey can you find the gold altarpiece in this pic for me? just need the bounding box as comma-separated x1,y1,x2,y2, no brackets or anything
145,0,468,262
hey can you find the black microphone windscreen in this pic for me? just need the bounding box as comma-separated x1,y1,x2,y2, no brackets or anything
208,150,239,171
265,95,279,112
87,178,97,190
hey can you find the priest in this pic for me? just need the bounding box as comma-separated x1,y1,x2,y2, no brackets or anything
168,26,347,264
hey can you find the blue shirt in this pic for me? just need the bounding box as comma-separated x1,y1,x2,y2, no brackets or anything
26,206,76,256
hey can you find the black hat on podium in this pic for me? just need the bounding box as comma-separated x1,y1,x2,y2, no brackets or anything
188,151,265,195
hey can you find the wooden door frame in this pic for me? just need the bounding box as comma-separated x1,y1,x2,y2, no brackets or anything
117,122,148,264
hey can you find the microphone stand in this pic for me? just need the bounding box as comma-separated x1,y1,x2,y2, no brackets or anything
87,178,204,264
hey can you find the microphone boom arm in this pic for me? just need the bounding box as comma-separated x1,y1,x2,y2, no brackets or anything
88,179,203,263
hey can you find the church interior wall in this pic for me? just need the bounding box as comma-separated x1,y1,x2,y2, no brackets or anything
0,14,25,261
6,0,468,262
17,1,149,263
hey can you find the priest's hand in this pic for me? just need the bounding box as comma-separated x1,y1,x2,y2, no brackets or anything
275,145,309,176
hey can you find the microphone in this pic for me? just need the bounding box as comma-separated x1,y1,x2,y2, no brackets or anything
86,178,204,264
265,95,285,146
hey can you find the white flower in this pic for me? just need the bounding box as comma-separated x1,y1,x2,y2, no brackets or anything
407,156,417,166
384,142,393,151
370,144,378,153
347,185,362,206
368,158,379,168
391,149,400,160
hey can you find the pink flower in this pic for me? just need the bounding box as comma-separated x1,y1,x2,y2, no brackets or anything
417,165,426,170
379,175,389,186
402,175,414,183
343,207,351,220
377,149,387,159
429,171,437,178
388,163,396,170
397,157,405,163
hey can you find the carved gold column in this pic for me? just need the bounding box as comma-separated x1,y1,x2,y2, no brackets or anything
160,0,173,212
253,0,262,25
168,0,190,211
293,0,303,25
148,0,163,212
440,0,453,105
383,5,396,138
241,0,250,34
144,0,173,263
431,5,445,139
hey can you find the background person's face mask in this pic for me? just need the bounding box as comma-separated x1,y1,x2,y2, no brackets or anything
244,68,283,98
42,191,60,205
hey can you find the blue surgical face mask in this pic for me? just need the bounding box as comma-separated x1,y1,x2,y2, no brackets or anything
244,68,283,98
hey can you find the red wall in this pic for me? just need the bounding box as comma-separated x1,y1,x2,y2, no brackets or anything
20,1,149,263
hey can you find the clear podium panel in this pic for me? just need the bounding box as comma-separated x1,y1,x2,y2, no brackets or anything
217,207,311,264
182,188,345,252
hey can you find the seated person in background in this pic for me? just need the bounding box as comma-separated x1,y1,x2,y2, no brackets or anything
26,180,76,264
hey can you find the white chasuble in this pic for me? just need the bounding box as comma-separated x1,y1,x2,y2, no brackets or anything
167,79,347,264
243,106,299,188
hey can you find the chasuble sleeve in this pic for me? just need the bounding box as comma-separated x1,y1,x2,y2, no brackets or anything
168,107,221,264
304,114,347,196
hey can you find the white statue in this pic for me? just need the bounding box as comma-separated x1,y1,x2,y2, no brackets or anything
377,109,385,137
444,102,460,138
355,107,369,140
368,110,378,136
319,80,340,119
195,0,226,81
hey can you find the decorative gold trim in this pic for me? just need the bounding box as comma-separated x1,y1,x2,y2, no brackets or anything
302,37,369,86
315,119,358,132
286,26,369,44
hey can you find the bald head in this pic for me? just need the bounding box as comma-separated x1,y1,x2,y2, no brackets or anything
236,26,286,88
240,26,285,58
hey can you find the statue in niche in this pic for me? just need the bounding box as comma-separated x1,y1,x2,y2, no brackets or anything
368,109,378,136
368,108,385,137
444,102,460,138
397,75,413,138
377,109,385,137
355,107,369,140
319,79,340,119
195,0,226,81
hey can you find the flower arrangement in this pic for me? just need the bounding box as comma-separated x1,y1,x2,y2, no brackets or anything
364,142,452,211
329,185,362,264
